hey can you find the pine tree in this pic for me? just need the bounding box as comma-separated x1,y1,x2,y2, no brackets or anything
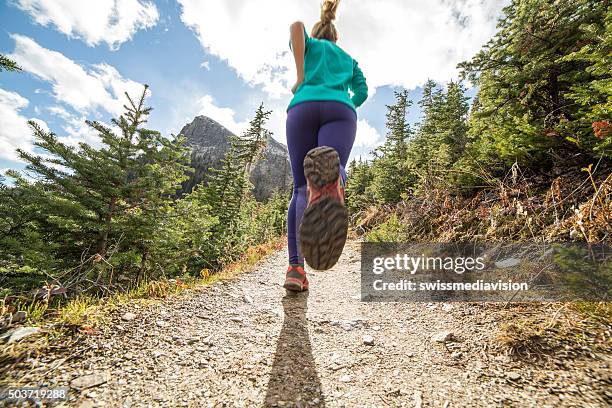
0,172,59,280
561,9,612,155
369,90,416,204
0,54,21,72
199,103,273,267
459,0,611,166
408,80,445,178
11,86,191,278
204,104,273,224
233,103,272,174
345,158,374,212
407,80,469,188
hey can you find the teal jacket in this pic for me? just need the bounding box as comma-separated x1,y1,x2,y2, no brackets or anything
288,26,368,113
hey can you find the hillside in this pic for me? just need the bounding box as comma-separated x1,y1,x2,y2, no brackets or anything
179,115,292,201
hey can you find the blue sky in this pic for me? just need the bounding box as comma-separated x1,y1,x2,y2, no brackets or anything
0,0,508,176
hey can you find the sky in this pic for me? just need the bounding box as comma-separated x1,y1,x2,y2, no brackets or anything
0,0,510,177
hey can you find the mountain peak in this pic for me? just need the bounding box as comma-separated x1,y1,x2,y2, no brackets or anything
178,115,292,201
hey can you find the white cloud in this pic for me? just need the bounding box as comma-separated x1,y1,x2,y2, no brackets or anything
8,34,145,117
4,36,145,162
0,88,47,162
48,106,101,148
194,94,250,135
200,61,210,70
163,92,288,150
178,0,311,98
178,0,508,97
0,88,31,162
354,119,383,149
14,0,159,50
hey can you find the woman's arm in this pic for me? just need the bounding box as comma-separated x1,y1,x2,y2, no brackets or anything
350,60,368,107
289,21,305,93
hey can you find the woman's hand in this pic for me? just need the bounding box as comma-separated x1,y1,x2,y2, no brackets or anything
291,77,304,94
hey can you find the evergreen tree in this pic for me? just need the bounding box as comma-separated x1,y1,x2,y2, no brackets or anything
407,80,470,188
0,54,21,72
408,80,445,178
10,86,191,278
345,158,374,213
233,103,272,174
369,90,416,204
561,9,612,155
1,89,288,298
200,103,273,266
459,0,611,166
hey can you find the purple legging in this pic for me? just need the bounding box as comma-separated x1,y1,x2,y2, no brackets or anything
286,101,357,265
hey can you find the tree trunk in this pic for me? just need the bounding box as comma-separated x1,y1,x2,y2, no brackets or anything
138,249,149,282
97,196,117,256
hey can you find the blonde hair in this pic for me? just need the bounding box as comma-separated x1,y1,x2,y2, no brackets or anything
311,0,340,42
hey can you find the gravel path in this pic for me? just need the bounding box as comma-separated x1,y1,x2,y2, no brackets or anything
11,241,610,407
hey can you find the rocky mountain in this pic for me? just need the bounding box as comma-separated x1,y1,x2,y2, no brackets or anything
179,115,292,201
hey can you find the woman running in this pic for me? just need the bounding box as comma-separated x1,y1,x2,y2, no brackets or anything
284,0,368,292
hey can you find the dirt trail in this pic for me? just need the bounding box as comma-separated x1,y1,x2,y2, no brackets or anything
10,241,610,407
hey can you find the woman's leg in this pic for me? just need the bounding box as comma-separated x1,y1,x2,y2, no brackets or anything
297,102,357,270
286,102,319,265
317,101,358,184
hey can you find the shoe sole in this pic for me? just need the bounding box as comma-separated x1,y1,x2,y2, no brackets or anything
300,146,348,271
283,279,308,292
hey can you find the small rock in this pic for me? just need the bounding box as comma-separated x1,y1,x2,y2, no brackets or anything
152,350,163,358
331,319,364,331
363,335,375,346
495,354,511,363
77,400,96,408
244,294,254,304
70,372,109,390
507,372,521,381
156,320,167,327
442,304,453,312
431,331,454,343
11,311,27,324
495,258,520,269
414,391,423,408
230,317,243,323
339,374,352,383
1,326,42,344
121,312,136,321
451,351,462,359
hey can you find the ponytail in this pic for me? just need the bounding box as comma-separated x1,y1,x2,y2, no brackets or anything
312,0,341,42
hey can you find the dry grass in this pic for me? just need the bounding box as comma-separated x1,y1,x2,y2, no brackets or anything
358,161,611,244
494,302,611,361
355,161,611,359
0,237,284,382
